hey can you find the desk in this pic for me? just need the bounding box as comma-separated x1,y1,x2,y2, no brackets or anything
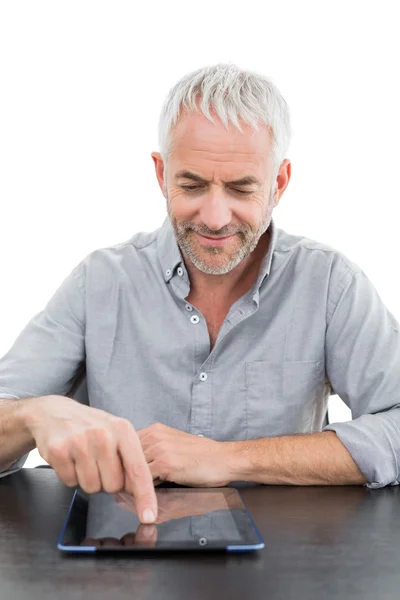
1,469,399,600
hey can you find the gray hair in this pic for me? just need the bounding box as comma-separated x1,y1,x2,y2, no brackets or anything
157,63,292,192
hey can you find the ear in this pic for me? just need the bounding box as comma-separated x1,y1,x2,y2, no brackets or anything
273,159,291,208
151,152,167,197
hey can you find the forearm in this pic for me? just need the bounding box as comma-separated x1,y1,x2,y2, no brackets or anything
226,431,368,486
0,398,38,472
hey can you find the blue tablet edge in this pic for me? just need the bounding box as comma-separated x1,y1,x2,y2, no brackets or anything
226,491,265,553
57,488,96,553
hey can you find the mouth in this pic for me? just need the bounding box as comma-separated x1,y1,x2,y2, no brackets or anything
196,233,236,246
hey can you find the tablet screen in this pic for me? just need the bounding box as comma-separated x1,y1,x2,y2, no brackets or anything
58,486,264,552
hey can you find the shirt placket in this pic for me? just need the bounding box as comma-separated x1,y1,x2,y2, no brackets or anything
170,271,258,439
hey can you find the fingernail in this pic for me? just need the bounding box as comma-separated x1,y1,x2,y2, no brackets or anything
142,508,155,523
142,525,156,539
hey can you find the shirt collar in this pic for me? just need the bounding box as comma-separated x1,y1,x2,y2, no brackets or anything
157,216,186,283
157,215,277,291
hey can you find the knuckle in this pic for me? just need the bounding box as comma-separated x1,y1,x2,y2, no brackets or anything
114,417,135,436
47,441,68,461
71,439,89,458
158,456,172,471
60,474,78,488
53,464,78,487
103,478,124,494
145,432,157,444
152,441,167,456
90,427,113,449
82,481,102,494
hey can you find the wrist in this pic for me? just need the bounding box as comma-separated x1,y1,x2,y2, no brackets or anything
222,440,256,482
20,395,49,436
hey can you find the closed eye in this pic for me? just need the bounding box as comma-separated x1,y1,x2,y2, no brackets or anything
181,185,252,195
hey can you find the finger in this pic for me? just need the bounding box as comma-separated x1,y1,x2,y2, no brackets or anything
137,422,170,441
136,427,150,441
142,444,160,469
148,460,169,484
94,431,125,494
72,440,102,494
117,420,158,524
50,452,79,488
135,524,158,546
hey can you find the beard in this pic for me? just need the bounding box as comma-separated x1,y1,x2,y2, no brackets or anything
165,187,276,276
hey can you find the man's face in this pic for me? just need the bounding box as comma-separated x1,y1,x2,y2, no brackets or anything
163,108,277,276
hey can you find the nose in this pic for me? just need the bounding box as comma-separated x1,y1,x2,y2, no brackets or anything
198,189,233,233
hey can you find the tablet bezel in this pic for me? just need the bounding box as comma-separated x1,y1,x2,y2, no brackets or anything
57,486,264,553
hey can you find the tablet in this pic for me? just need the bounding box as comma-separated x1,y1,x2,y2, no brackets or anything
57,485,264,553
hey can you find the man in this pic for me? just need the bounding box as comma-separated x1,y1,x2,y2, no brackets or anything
1,64,399,526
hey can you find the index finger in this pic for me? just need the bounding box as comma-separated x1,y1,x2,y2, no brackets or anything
117,421,158,524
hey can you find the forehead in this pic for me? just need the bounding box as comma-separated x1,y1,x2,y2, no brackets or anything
170,107,272,169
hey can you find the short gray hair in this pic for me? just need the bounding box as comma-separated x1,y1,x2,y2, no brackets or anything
158,63,292,191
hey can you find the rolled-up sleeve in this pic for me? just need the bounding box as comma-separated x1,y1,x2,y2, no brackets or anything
0,261,87,477
323,260,400,489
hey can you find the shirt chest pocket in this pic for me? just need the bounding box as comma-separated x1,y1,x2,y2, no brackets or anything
245,360,323,439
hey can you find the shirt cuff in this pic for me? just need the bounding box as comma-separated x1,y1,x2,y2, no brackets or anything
0,453,29,478
323,412,400,489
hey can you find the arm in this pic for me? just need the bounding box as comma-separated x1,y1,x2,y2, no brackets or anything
224,431,367,485
322,262,400,489
228,260,400,488
0,261,86,476
136,423,367,486
0,398,37,472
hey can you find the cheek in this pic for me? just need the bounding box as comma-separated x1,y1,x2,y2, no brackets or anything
253,194,267,211
168,187,182,202
167,190,190,214
234,198,265,225
251,196,270,224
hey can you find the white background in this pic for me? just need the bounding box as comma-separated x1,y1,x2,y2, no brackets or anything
0,1,399,468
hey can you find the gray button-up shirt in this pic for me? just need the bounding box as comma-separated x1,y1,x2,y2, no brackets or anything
1,216,400,489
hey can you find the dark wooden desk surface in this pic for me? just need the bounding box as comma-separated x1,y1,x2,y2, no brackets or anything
1,469,399,600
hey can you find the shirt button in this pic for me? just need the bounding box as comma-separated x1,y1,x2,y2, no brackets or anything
185,304,193,311
199,372,207,381
165,269,172,277
190,315,200,324
177,267,184,277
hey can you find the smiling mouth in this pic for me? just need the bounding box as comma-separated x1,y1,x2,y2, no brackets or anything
198,233,235,239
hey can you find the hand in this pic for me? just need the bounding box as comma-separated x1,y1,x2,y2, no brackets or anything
137,422,235,487
22,395,157,524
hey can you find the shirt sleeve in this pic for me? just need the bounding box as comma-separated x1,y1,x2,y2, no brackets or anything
0,261,87,478
323,259,400,489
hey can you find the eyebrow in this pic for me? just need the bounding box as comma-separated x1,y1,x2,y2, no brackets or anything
175,170,260,186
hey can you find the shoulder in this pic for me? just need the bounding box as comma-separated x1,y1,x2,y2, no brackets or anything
85,227,159,264
274,225,362,281
75,226,161,292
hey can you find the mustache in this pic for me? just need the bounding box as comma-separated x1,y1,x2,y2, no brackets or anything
180,225,248,237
